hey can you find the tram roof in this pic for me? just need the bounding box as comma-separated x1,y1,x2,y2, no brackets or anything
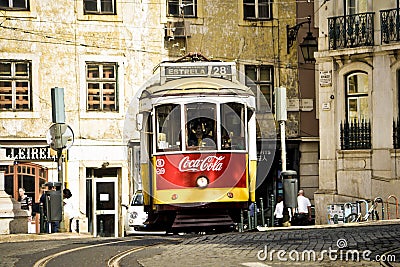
140,77,254,99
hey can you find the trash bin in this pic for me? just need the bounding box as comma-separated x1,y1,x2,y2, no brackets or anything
44,182,62,222
281,170,298,209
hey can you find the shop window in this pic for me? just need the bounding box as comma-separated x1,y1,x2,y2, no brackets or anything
4,163,47,202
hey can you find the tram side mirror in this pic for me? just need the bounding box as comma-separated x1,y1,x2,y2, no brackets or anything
136,113,143,131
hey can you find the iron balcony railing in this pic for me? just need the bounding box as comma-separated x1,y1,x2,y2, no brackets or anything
328,12,374,50
393,119,400,149
381,8,400,44
340,119,371,150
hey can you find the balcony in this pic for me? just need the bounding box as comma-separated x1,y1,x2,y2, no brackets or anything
328,12,374,50
340,119,371,150
381,8,400,44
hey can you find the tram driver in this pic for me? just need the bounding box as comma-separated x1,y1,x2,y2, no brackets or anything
188,121,215,148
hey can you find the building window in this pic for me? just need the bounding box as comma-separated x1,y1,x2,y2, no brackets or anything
346,72,368,122
0,61,31,111
245,65,274,113
243,0,272,20
86,63,118,111
5,163,47,203
345,0,367,15
167,0,196,17
84,0,115,14
0,0,29,10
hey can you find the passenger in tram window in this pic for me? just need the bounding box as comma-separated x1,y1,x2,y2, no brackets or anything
221,128,232,149
188,121,214,147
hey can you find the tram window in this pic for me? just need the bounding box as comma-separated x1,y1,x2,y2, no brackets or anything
155,104,181,152
186,103,217,150
221,103,245,150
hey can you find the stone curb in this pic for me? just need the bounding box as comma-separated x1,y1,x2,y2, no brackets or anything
256,218,400,231
0,232,93,243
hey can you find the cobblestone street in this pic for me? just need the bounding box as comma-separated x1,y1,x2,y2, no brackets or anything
137,221,400,267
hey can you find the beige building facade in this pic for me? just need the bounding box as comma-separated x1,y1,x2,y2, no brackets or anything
0,0,165,236
0,0,320,235
315,0,400,224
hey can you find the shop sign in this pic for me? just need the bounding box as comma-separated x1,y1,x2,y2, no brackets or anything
5,146,55,161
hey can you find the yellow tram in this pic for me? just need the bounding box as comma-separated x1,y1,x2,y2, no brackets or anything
137,54,257,231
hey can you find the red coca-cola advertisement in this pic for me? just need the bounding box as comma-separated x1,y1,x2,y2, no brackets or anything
155,153,247,190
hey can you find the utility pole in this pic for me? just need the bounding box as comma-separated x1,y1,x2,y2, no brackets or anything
51,87,66,184
47,87,74,232
275,87,287,172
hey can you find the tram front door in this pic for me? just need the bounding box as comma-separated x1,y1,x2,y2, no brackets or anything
93,178,117,237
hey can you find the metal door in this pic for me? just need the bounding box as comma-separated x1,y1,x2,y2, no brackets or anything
93,178,117,237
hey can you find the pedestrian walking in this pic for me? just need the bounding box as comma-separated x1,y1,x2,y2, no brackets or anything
273,195,284,226
295,189,312,225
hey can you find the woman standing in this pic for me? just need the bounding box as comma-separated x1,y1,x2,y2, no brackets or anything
18,188,32,220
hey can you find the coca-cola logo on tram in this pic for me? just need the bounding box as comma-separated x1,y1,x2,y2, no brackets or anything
178,155,225,172
155,153,247,190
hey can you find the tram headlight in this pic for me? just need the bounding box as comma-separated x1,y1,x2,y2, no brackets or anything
129,212,138,219
196,176,209,188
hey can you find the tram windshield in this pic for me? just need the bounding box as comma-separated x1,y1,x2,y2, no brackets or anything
186,103,217,150
155,104,181,151
221,103,245,150
154,102,247,152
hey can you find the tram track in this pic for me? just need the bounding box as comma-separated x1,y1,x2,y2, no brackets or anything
380,247,400,267
33,238,171,267
107,243,161,267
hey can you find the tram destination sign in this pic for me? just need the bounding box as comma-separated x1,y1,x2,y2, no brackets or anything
162,62,234,82
165,66,208,76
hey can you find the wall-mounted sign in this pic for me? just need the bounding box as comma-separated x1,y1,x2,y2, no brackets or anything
287,98,300,111
300,99,314,111
322,102,331,111
5,146,55,161
320,71,332,87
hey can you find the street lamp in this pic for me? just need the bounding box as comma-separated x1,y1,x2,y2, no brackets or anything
286,16,318,63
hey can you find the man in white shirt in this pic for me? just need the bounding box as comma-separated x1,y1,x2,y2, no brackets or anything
273,195,284,226
296,189,312,225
